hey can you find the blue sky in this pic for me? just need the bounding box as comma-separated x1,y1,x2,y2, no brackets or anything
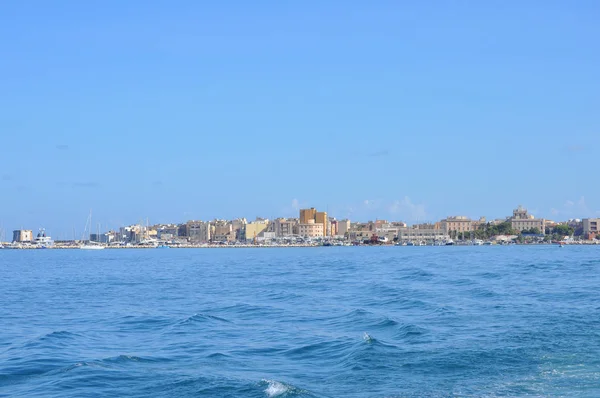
1,1,599,238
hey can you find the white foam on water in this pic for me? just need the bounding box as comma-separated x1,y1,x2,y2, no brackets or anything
363,332,373,342
263,379,290,397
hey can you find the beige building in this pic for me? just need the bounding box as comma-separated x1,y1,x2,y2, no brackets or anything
299,208,328,236
315,211,327,236
299,208,317,224
349,230,375,242
510,206,546,234
273,218,298,237
12,229,33,242
440,216,473,234
336,219,351,237
298,220,324,237
398,225,448,242
212,222,235,242
244,220,269,241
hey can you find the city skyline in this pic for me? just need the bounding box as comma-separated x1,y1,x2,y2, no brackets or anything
2,201,597,242
1,2,599,236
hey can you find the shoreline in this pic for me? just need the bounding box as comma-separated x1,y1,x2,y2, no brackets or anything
2,242,599,250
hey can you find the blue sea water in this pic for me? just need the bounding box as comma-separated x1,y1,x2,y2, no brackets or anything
1,246,599,397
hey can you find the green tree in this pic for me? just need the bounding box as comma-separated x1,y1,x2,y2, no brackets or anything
552,224,573,236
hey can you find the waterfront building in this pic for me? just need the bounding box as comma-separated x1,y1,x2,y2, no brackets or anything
299,208,317,224
244,219,270,241
12,229,33,243
299,208,327,236
509,206,546,234
336,219,351,237
298,219,324,237
583,218,599,239
212,220,235,242
329,219,336,237
349,222,375,242
186,221,211,242
273,218,298,237
349,230,375,242
231,218,247,240
315,211,328,236
157,225,179,240
397,225,447,242
440,216,473,235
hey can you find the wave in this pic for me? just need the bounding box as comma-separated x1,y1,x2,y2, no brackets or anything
261,379,307,397
178,313,232,325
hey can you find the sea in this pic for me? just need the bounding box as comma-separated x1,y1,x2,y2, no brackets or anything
1,246,599,397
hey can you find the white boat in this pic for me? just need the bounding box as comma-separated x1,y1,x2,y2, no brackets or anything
473,239,484,246
80,210,105,250
80,243,105,250
34,228,54,248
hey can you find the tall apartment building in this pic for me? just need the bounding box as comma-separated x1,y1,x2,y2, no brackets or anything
315,211,327,236
583,218,599,239
299,208,317,224
299,208,328,236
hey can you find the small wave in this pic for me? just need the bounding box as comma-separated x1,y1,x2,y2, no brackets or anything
101,354,170,365
395,324,428,340
206,352,230,359
262,379,304,397
373,317,399,328
24,330,82,348
363,332,373,343
179,313,232,324
264,380,289,397
39,330,82,341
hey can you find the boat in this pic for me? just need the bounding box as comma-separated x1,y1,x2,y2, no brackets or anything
80,243,105,250
80,210,105,250
157,244,170,249
33,228,54,248
445,239,455,246
483,241,493,246
473,239,484,246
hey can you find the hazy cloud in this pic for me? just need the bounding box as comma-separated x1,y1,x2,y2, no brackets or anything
291,198,300,211
1,174,11,181
554,196,592,218
56,144,69,150
388,196,428,222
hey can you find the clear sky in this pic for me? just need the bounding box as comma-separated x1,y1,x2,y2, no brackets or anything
1,1,599,238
